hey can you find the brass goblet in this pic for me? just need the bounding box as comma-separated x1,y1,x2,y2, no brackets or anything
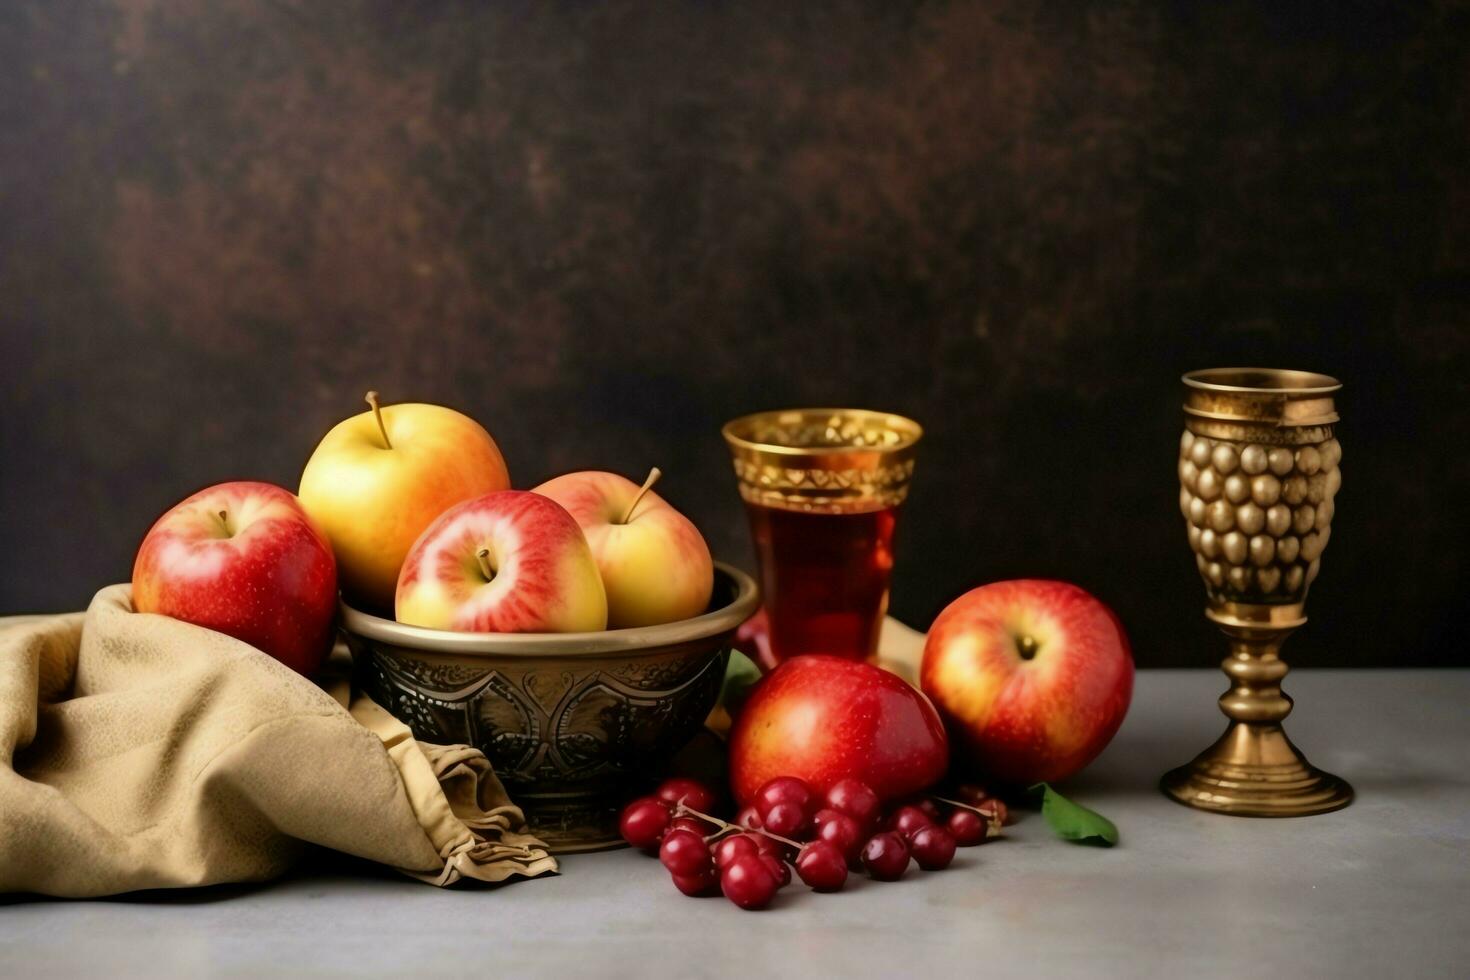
1161,368,1352,817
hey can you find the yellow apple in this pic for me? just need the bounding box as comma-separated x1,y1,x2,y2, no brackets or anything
532,468,713,628
395,491,607,632
299,392,510,609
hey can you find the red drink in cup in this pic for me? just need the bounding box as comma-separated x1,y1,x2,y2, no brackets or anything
723,409,921,663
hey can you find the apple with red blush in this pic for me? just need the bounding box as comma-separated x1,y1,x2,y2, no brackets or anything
532,468,713,628
132,481,337,674
920,579,1133,785
298,392,510,610
729,655,949,806
395,490,607,632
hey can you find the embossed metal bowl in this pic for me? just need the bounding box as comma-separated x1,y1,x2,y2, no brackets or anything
340,562,759,852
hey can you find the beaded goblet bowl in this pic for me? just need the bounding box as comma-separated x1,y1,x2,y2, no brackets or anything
1162,367,1352,817
1177,416,1342,604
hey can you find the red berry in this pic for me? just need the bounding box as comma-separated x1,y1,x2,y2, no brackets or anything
796,840,848,892
813,809,863,864
670,869,719,896
656,777,717,814
889,804,934,841
946,808,989,846
910,826,957,870
748,833,793,862
755,776,814,815
619,797,672,852
735,805,763,830
760,854,791,889
825,779,881,830
659,829,713,877
761,801,810,838
861,832,910,881
669,815,714,838
812,807,842,829
713,833,761,870
914,798,943,821
721,853,780,910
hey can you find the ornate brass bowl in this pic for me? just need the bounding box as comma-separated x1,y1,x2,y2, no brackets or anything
341,562,759,852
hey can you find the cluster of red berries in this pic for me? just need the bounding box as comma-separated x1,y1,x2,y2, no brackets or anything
619,776,1006,910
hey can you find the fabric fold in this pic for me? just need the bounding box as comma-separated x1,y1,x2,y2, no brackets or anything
1,585,556,897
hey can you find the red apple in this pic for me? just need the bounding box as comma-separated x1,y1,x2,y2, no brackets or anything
132,481,338,674
532,468,713,628
920,579,1133,785
395,490,607,632
729,655,949,806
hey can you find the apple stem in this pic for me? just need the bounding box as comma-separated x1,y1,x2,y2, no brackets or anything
619,467,662,524
216,509,231,536
675,803,805,850
476,548,494,582
364,390,392,450
1016,635,1039,660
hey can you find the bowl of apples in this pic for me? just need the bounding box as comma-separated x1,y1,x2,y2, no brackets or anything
308,396,758,851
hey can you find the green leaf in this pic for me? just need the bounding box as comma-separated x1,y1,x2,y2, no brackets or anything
718,649,762,717
1031,783,1119,847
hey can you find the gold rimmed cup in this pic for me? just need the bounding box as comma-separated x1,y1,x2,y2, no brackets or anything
722,408,922,664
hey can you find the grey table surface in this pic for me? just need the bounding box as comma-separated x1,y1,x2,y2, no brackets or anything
2,669,1468,980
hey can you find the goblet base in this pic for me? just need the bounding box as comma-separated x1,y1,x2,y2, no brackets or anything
1161,722,1353,817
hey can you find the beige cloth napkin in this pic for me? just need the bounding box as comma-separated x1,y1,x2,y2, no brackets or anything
0,585,557,897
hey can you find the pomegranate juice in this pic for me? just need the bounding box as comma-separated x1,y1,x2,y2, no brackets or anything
745,501,898,662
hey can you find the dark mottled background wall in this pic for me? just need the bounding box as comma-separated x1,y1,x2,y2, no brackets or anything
2,1,1467,666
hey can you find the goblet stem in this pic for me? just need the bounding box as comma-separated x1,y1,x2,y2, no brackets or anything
1161,610,1352,816
1217,621,1293,725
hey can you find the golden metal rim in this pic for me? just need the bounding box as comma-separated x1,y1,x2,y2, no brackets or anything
1205,602,1308,630
339,561,759,658
721,407,923,458
1182,408,1340,426
1182,367,1342,395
